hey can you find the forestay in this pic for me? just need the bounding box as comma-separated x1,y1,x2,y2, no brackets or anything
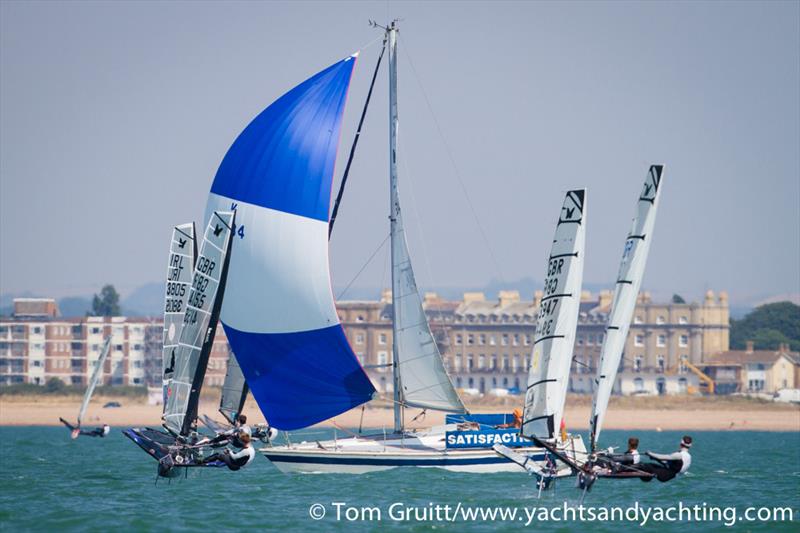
522,190,586,440
163,211,235,436
162,223,196,407
78,337,112,427
205,54,376,431
590,166,664,450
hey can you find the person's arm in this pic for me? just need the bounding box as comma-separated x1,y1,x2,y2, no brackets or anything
647,451,681,461
228,447,249,461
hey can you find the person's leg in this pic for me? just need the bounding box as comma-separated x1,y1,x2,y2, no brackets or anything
59,418,75,431
638,463,676,482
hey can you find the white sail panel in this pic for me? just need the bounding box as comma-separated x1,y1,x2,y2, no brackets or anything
162,223,196,407
522,189,586,440
392,208,466,413
219,351,248,425
590,166,664,449
163,211,235,436
78,337,111,427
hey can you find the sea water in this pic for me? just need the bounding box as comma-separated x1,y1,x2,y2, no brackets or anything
0,427,798,531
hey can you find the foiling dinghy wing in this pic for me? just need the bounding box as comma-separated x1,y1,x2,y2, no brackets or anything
125,210,235,476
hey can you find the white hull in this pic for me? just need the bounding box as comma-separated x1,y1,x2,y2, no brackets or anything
260,426,586,475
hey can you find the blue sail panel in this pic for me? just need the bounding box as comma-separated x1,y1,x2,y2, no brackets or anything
210,55,357,222
223,324,374,430
205,54,376,431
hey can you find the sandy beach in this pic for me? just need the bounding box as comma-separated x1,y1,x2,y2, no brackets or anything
2,394,798,432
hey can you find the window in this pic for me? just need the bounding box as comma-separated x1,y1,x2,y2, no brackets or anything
502,355,509,371
133,344,143,351
490,355,497,370
478,355,485,369
634,377,644,392
71,376,83,385
454,356,462,371
133,361,142,368
679,355,688,374
115,344,124,352
634,335,644,347
467,356,474,371
91,327,101,334
633,316,643,324
679,316,688,325
132,377,142,385
513,334,520,346
512,355,520,371
356,315,364,322
467,335,474,345
355,334,364,344
657,355,665,373
656,315,665,325
634,356,642,373
524,335,531,346
657,335,666,347
32,360,42,367
576,335,584,346
501,334,508,346
587,334,595,346
32,327,42,335
455,335,462,346
479,334,486,345
679,335,688,347
489,335,496,346
378,334,387,345
377,351,388,369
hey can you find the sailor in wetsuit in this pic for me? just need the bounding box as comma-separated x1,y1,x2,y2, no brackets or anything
610,437,641,465
201,432,256,471
638,435,693,482
60,418,110,439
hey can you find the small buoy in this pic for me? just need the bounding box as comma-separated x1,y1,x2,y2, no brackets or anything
655,427,662,432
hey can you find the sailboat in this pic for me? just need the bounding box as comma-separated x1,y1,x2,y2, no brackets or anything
124,211,235,475
201,21,585,473
59,336,112,439
497,168,665,488
493,189,589,481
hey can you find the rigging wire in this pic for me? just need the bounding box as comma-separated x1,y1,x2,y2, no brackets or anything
398,32,506,282
336,233,391,300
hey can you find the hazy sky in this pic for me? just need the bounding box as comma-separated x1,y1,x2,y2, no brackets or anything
1,1,798,306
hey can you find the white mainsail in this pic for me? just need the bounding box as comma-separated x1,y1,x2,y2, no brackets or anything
522,189,586,440
388,26,465,419
162,223,196,407
163,211,235,436
78,336,111,427
589,165,664,450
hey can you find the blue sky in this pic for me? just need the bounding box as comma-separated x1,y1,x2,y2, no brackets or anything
1,1,798,306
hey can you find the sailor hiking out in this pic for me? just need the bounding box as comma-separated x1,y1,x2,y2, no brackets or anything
638,436,693,482
201,432,256,471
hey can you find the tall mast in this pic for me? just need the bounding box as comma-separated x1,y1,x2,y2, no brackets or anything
388,20,403,434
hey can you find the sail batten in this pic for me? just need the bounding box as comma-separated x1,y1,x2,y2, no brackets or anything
205,55,376,431
521,189,587,440
590,166,664,450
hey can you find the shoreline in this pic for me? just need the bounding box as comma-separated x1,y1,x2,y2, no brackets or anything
2,396,798,432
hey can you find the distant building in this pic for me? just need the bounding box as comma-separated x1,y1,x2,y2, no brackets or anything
338,288,730,396
703,341,799,394
1,289,731,397
0,299,231,387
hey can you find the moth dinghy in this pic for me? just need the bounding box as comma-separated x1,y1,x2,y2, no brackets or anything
124,212,237,477
496,167,667,493
200,20,587,474
59,336,112,439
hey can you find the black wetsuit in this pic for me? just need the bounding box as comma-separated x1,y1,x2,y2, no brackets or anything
203,446,255,471
638,449,691,482
59,418,109,437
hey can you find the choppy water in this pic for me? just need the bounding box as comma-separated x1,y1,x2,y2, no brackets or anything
0,427,798,531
